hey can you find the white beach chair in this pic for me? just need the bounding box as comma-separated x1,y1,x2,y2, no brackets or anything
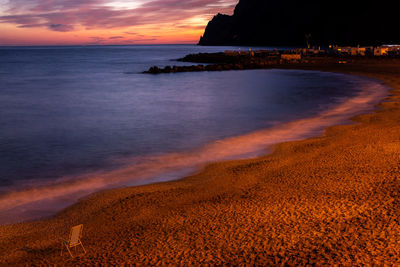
61,224,86,257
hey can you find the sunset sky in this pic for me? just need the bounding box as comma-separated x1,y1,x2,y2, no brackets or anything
0,0,236,45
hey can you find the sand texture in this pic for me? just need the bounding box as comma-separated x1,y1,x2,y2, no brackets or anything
1,59,400,265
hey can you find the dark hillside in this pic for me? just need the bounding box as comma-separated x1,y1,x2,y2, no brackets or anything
199,0,399,46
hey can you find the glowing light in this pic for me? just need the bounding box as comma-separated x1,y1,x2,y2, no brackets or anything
104,0,148,10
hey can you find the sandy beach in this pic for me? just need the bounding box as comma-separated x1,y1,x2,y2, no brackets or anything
1,59,400,265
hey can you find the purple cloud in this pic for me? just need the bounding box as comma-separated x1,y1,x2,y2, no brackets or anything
0,0,237,32
109,36,124,39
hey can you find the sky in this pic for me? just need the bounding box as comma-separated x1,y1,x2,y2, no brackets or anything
0,0,236,45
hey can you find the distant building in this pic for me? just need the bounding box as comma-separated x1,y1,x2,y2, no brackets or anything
281,54,302,62
334,46,350,55
224,50,237,55
350,47,366,56
293,48,322,55
333,46,372,56
374,47,389,56
334,46,357,55
382,45,400,56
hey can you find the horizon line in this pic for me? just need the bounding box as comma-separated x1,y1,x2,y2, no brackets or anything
0,43,200,47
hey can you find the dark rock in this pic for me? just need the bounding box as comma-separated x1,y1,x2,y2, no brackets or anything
205,65,216,71
199,0,399,46
147,66,160,74
234,64,244,70
198,14,235,46
164,66,172,73
197,65,205,71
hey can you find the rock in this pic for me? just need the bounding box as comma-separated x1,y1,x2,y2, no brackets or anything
146,66,161,74
199,0,399,46
164,66,172,73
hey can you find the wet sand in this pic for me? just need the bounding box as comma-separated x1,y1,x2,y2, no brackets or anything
1,59,400,265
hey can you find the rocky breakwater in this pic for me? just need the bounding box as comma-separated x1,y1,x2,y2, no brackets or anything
143,51,282,74
144,63,268,74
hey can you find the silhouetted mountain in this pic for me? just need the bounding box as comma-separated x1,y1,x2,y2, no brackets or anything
199,0,399,46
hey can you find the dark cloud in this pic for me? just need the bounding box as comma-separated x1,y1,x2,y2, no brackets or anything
48,23,74,32
88,36,106,44
174,24,207,30
17,23,46,28
131,38,157,42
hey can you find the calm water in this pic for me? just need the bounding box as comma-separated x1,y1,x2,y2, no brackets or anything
0,45,387,223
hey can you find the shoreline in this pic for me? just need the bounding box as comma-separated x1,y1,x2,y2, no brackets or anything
0,71,386,226
1,59,400,265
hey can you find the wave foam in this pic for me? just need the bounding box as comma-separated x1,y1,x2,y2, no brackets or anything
0,78,388,225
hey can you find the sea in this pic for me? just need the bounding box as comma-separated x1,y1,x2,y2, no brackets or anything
0,45,388,224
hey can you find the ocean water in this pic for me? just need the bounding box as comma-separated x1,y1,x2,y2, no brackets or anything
0,45,388,224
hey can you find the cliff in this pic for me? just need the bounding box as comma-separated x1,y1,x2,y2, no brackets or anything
199,0,399,46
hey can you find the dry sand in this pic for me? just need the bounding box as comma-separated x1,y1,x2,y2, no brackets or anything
1,59,400,265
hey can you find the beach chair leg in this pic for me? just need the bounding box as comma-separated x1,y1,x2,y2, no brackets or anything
80,242,87,254
66,245,74,257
